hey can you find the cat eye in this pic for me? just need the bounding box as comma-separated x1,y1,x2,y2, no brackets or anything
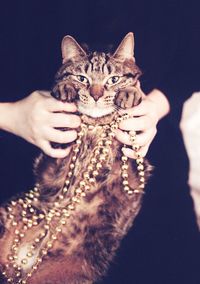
107,76,120,85
76,75,89,84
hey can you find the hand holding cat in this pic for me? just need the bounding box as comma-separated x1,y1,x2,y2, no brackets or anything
0,91,81,158
115,88,170,158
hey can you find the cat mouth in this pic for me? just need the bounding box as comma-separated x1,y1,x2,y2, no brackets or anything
77,101,115,118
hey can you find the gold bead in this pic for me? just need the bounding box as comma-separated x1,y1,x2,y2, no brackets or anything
96,163,102,169
80,181,86,187
56,227,62,232
12,221,18,226
65,180,70,185
88,164,94,171
121,156,128,162
136,157,144,164
68,204,75,210
99,154,106,161
27,252,33,257
92,170,99,177
132,144,140,151
129,130,136,136
54,202,60,207
69,163,75,169
72,155,77,161
124,186,129,192
52,235,57,240
73,147,79,153
76,139,82,145
101,133,107,138
47,242,53,248
134,189,143,194
122,180,129,185
122,164,128,170
89,178,96,184
102,148,109,154
75,188,82,194
105,140,112,146
98,141,103,146
8,214,14,219
59,195,64,200
139,183,145,189
128,190,133,195
8,255,14,261
109,132,115,138
63,187,68,193
55,211,61,217
81,192,86,197
21,258,28,265
122,172,128,178
85,185,90,191
137,164,144,171
42,249,48,255
95,149,100,155
139,171,144,176
39,214,45,219
68,171,73,177
78,131,84,136
27,272,32,277
91,157,97,164
83,172,90,179
140,177,145,183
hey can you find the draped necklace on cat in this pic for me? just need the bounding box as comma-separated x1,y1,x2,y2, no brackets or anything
0,33,151,284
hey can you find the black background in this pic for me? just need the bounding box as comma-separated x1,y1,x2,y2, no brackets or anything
0,1,200,283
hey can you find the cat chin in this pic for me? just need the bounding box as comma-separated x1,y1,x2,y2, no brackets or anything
77,103,114,118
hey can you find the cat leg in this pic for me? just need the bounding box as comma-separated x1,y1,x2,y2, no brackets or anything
51,82,77,102
115,84,143,108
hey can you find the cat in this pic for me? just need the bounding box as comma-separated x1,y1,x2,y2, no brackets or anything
0,33,151,284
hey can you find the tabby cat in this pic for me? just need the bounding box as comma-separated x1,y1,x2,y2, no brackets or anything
0,33,151,284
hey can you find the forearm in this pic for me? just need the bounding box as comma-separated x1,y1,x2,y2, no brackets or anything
0,102,18,134
147,89,170,120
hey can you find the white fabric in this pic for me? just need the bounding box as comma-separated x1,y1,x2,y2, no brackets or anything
180,92,200,227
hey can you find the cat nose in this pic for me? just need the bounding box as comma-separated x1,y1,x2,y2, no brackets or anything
90,84,104,101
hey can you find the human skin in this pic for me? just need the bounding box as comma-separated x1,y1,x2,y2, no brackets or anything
0,88,169,158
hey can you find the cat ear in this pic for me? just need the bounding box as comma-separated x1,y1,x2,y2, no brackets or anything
61,35,87,63
113,32,135,60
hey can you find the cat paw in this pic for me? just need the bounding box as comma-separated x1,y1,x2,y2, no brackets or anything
51,83,77,102
115,86,142,109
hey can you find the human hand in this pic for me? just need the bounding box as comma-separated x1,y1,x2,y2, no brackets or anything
9,91,81,158
115,88,170,159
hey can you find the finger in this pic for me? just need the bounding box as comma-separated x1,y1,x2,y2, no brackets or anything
46,99,77,112
119,116,152,131
49,113,81,128
135,128,157,146
115,128,157,147
119,99,151,117
40,142,71,158
121,145,149,159
45,128,77,144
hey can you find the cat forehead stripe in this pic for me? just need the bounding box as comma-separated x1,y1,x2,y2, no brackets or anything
88,52,110,74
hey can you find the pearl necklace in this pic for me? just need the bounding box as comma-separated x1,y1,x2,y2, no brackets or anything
2,113,146,284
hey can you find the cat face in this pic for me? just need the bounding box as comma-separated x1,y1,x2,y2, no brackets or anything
52,33,141,118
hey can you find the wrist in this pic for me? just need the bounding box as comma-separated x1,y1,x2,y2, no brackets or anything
147,89,170,119
0,102,19,135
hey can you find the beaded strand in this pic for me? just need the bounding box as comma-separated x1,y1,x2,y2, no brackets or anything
2,114,146,284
